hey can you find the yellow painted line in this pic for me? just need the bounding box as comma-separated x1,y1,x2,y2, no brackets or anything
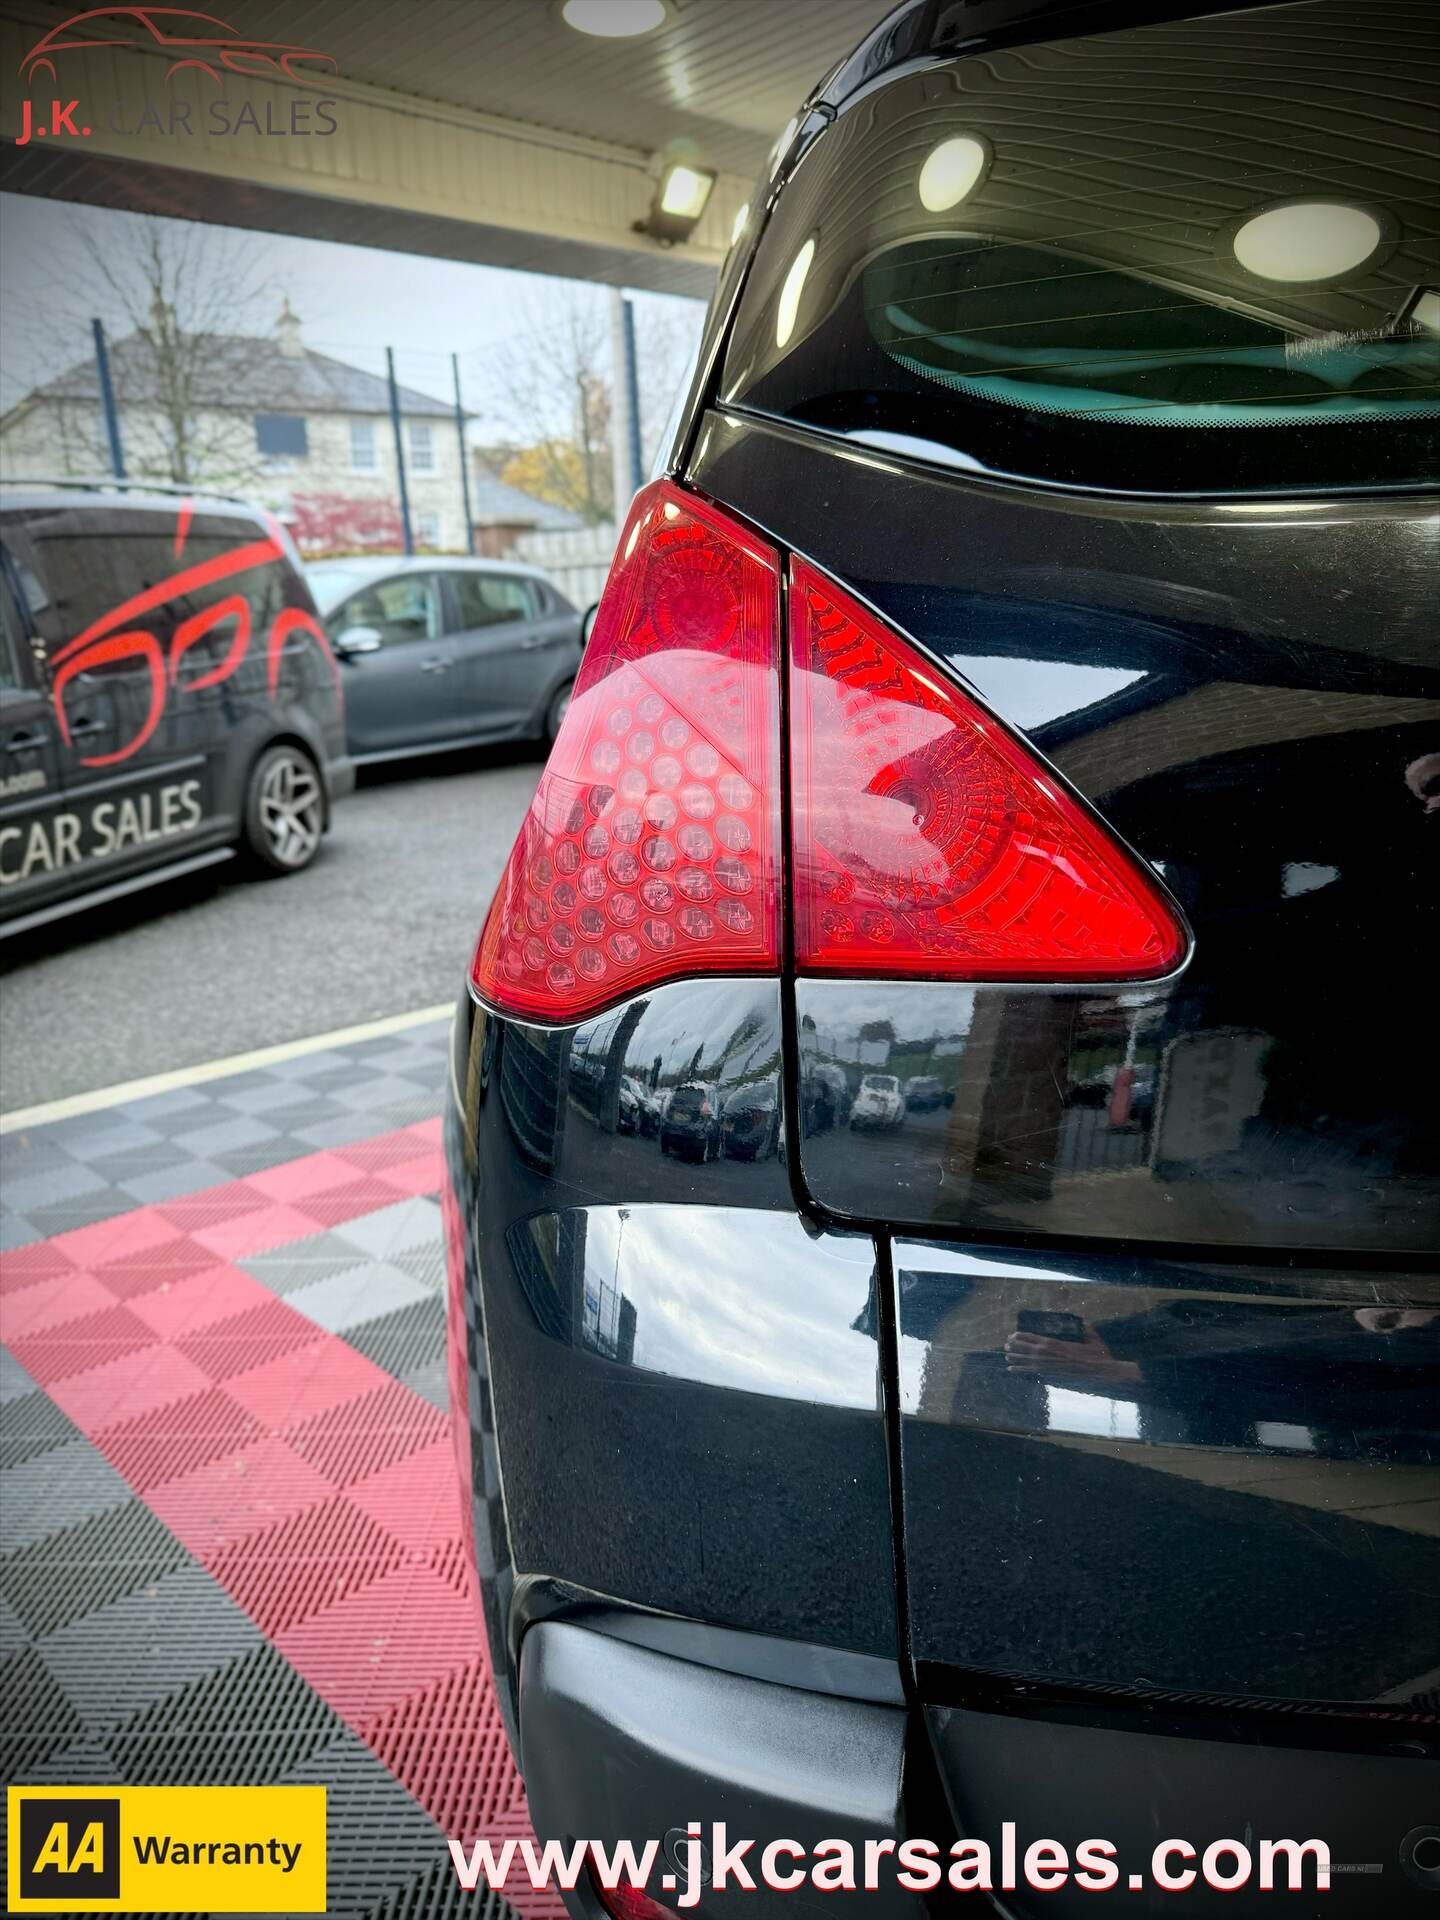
0,1003,454,1134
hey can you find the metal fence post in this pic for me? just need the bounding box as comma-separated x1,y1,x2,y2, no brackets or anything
387,346,414,556
453,352,475,555
92,318,126,480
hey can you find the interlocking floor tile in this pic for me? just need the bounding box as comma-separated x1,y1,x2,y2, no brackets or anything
95,1381,263,1492
239,1229,379,1296
331,1197,443,1259
109,1642,345,1786
39,1563,264,1731
0,1384,78,1467
286,1379,446,1488
146,1434,340,1558
288,1260,432,1337
0,1435,133,1549
0,1497,186,1638
344,1297,446,1383
281,1737,444,1916
205,1493,409,1639
0,1646,88,1776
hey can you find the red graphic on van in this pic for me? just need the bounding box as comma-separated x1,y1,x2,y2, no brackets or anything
50,503,338,767
20,8,336,87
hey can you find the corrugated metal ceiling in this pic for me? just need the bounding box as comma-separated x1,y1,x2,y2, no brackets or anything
163,0,892,176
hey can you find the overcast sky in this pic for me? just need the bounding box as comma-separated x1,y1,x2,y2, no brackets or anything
0,193,705,440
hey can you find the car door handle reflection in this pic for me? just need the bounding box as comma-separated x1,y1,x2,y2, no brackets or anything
66,716,107,738
5,727,48,750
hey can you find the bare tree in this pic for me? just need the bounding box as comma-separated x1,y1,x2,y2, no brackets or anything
11,207,281,487
480,287,701,524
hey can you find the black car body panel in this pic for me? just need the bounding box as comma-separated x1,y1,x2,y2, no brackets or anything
0,483,350,930
689,416,1439,1258
446,0,1439,1906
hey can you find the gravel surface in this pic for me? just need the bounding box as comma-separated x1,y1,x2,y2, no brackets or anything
0,749,540,1110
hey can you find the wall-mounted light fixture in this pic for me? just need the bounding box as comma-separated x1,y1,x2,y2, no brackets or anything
635,161,717,243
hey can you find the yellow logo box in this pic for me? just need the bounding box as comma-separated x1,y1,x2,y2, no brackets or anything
7,1786,326,1913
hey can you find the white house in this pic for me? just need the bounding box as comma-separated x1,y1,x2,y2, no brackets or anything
0,303,474,554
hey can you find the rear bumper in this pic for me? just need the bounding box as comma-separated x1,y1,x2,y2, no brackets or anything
520,1622,918,1920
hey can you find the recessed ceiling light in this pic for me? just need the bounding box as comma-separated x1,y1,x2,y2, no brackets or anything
776,237,815,348
1232,202,1382,283
918,135,990,212
561,0,668,37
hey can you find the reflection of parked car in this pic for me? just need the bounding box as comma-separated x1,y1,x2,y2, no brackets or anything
0,481,351,935
901,1074,951,1112
850,1073,905,1130
721,1075,781,1160
801,1059,851,1132
309,557,582,763
659,1082,721,1161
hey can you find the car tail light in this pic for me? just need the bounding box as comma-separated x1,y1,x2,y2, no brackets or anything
471,485,1183,1024
789,560,1185,980
470,480,781,1021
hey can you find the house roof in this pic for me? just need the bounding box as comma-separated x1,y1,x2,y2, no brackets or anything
23,332,457,419
469,464,583,530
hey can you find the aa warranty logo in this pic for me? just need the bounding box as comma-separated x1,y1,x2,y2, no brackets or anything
7,1785,326,1913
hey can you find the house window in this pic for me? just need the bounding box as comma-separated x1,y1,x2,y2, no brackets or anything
414,510,441,548
254,413,308,460
408,422,435,473
350,420,377,471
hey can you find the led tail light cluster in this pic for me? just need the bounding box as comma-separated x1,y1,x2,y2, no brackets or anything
789,562,1184,979
470,481,1183,1022
471,481,781,1021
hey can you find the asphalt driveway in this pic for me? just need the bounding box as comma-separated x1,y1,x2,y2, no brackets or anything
0,749,540,1111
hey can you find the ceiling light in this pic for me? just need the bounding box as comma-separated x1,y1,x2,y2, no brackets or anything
776,237,815,349
918,135,990,212
634,160,717,243
1232,202,1382,283
561,0,667,36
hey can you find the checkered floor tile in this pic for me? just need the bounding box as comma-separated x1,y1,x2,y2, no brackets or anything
1,1020,559,1919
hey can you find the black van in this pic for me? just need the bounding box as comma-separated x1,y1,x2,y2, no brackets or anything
0,481,352,935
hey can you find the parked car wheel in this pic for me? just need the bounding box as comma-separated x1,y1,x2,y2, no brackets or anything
244,743,324,875
545,680,574,744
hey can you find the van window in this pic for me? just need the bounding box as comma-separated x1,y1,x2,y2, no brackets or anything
722,0,1437,492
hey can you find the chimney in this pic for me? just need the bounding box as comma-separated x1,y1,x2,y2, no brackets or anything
275,299,304,359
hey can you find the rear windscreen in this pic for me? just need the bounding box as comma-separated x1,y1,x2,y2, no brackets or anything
723,0,1438,492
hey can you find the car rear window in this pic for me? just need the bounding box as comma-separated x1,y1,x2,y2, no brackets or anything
722,0,1437,492
669,1088,708,1116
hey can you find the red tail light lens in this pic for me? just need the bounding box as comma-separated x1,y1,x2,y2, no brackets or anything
789,560,1185,980
470,481,781,1022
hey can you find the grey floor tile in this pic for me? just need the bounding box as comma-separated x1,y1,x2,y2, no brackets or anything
286,1260,431,1336
117,1160,232,1205
40,1564,263,1731
331,1198,442,1260
1,1438,134,1552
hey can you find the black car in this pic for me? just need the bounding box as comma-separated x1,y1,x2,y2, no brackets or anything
309,556,582,762
1,481,351,935
445,3,1438,1912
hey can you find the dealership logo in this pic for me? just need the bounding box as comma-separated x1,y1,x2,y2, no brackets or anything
18,1798,122,1901
14,7,339,146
